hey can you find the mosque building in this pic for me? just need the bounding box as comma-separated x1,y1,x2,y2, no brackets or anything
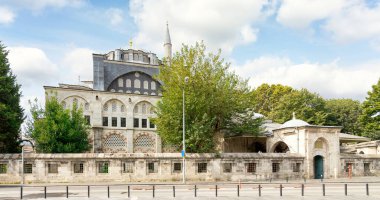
1,24,380,183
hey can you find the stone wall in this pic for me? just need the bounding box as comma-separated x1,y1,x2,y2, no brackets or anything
0,153,304,184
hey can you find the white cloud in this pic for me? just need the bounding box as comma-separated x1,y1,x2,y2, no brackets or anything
0,7,16,24
10,0,86,11
324,1,380,43
106,8,124,26
232,56,380,100
129,0,273,56
61,47,93,82
276,0,345,29
8,47,59,88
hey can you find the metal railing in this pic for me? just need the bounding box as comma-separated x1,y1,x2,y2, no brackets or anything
0,182,378,199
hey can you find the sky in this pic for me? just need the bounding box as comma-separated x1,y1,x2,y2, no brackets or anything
1,0,380,112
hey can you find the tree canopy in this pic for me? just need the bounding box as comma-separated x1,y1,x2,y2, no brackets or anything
28,97,91,153
154,42,261,153
325,99,362,134
0,42,24,153
359,79,380,139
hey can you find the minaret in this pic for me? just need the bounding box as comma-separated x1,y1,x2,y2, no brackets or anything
164,22,172,62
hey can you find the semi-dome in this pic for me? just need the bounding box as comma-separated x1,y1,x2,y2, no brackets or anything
279,113,309,129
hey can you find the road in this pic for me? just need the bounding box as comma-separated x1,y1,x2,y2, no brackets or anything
1,182,380,199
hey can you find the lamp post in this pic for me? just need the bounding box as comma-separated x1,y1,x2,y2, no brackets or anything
20,139,34,185
182,76,189,184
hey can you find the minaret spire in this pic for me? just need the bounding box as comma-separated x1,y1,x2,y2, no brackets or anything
164,21,172,63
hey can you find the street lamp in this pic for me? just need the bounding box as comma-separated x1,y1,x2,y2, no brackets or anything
182,76,189,184
20,139,34,185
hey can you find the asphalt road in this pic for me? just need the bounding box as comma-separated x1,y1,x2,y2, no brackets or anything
1,182,380,200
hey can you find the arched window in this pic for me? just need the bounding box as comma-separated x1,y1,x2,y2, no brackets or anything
104,134,126,149
118,78,123,87
112,102,117,112
85,103,89,111
134,79,141,88
134,105,139,113
142,104,147,114
73,98,78,109
151,81,156,90
121,105,125,112
126,79,131,87
135,135,154,148
143,81,148,89
103,104,108,112
314,139,324,149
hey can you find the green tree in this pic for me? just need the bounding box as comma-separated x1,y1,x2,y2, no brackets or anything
325,99,362,134
29,97,91,153
271,88,327,124
251,83,294,118
154,42,260,152
359,79,380,139
0,42,24,153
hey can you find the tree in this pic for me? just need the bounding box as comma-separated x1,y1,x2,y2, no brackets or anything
325,99,362,135
271,88,327,124
29,97,91,153
0,42,24,153
359,79,380,139
154,42,261,153
251,83,293,118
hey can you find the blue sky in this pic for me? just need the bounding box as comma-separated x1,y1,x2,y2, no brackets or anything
1,0,380,110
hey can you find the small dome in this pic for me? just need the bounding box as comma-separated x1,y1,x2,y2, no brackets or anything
279,112,309,129
280,119,309,128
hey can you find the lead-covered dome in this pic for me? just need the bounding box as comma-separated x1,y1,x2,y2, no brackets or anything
279,113,309,129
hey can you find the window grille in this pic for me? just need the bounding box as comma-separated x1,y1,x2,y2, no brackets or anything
197,163,207,173
121,105,125,112
103,104,108,111
24,163,33,174
48,163,58,173
112,117,117,127
98,162,109,173
246,163,256,173
104,135,125,149
73,163,84,173
173,163,182,173
133,118,139,128
135,135,154,148
272,163,280,173
121,117,126,127
142,119,147,128
223,163,232,173
0,164,7,173
148,162,158,173
123,162,134,173
102,117,108,126
293,163,301,172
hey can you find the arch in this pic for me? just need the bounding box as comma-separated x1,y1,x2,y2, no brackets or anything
314,155,324,179
134,133,155,153
270,141,289,153
103,99,126,113
102,132,128,153
62,95,89,111
133,101,154,115
314,137,328,150
106,71,162,95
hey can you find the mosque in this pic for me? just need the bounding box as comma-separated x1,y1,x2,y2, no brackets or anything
1,24,380,183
